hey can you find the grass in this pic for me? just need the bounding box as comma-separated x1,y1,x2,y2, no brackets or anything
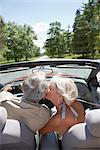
0,53,100,64
64,53,100,59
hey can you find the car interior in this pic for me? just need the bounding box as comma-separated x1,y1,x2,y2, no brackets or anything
0,106,36,150
0,59,100,150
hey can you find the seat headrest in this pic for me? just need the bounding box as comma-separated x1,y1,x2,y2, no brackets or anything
0,106,7,131
85,109,100,137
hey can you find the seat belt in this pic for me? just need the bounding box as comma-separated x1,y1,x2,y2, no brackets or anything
77,98,100,108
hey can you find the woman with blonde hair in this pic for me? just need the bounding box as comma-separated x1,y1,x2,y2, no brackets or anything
40,76,85,137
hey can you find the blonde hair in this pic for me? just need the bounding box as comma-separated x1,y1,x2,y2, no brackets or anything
50,76,78,105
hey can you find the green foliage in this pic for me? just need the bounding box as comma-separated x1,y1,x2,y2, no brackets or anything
72,0,100,58
44,21,71,58
33,45,40,57
0,0,99,63
4,22,39,62
72,16,92,56
0,21,41,62
0,16,5,49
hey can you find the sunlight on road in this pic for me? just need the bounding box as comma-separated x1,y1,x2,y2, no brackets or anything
36,56,49,60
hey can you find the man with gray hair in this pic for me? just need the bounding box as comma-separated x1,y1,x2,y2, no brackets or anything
0,71,54,132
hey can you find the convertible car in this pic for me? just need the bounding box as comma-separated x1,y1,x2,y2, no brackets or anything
0,59,100,150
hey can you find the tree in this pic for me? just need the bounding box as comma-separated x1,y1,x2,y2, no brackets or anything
0,16,5,50
73,9,81,32
20,24,37,61
4,22,38,61
64,25,72,55
82,0,100,57
72,0,100,58
44,21,69,58
72,12,91,57
33,46,41,57
93,0,100,55
72,9,91,57
4,22,22,61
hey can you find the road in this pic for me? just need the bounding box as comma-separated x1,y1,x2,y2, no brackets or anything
35,55,49,60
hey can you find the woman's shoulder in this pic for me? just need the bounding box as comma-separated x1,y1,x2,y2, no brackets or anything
71,100,85,112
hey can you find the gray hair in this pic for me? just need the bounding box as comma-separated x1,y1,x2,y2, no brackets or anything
50,76,78,105
21,71,48,103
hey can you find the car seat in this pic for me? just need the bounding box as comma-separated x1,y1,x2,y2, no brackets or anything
0,106,36,150
39,132,59,150
62,108,100,150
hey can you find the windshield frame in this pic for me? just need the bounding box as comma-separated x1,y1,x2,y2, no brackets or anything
0,59,100,85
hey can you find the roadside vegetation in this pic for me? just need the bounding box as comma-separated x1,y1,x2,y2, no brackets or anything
0,0,100,64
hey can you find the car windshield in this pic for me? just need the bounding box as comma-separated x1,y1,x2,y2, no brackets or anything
36,65,93,79
0,65,93,85
0,67,32,84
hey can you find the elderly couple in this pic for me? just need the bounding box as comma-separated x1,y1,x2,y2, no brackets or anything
0,71,85,137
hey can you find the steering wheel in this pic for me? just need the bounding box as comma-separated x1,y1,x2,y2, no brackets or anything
0,83,4,91
0,82,23,97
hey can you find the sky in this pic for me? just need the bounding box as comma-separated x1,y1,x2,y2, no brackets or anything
0,0,87,52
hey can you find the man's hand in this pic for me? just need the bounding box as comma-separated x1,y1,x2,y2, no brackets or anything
3,84,12,92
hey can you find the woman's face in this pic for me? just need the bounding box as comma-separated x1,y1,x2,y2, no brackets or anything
45,85,63,108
